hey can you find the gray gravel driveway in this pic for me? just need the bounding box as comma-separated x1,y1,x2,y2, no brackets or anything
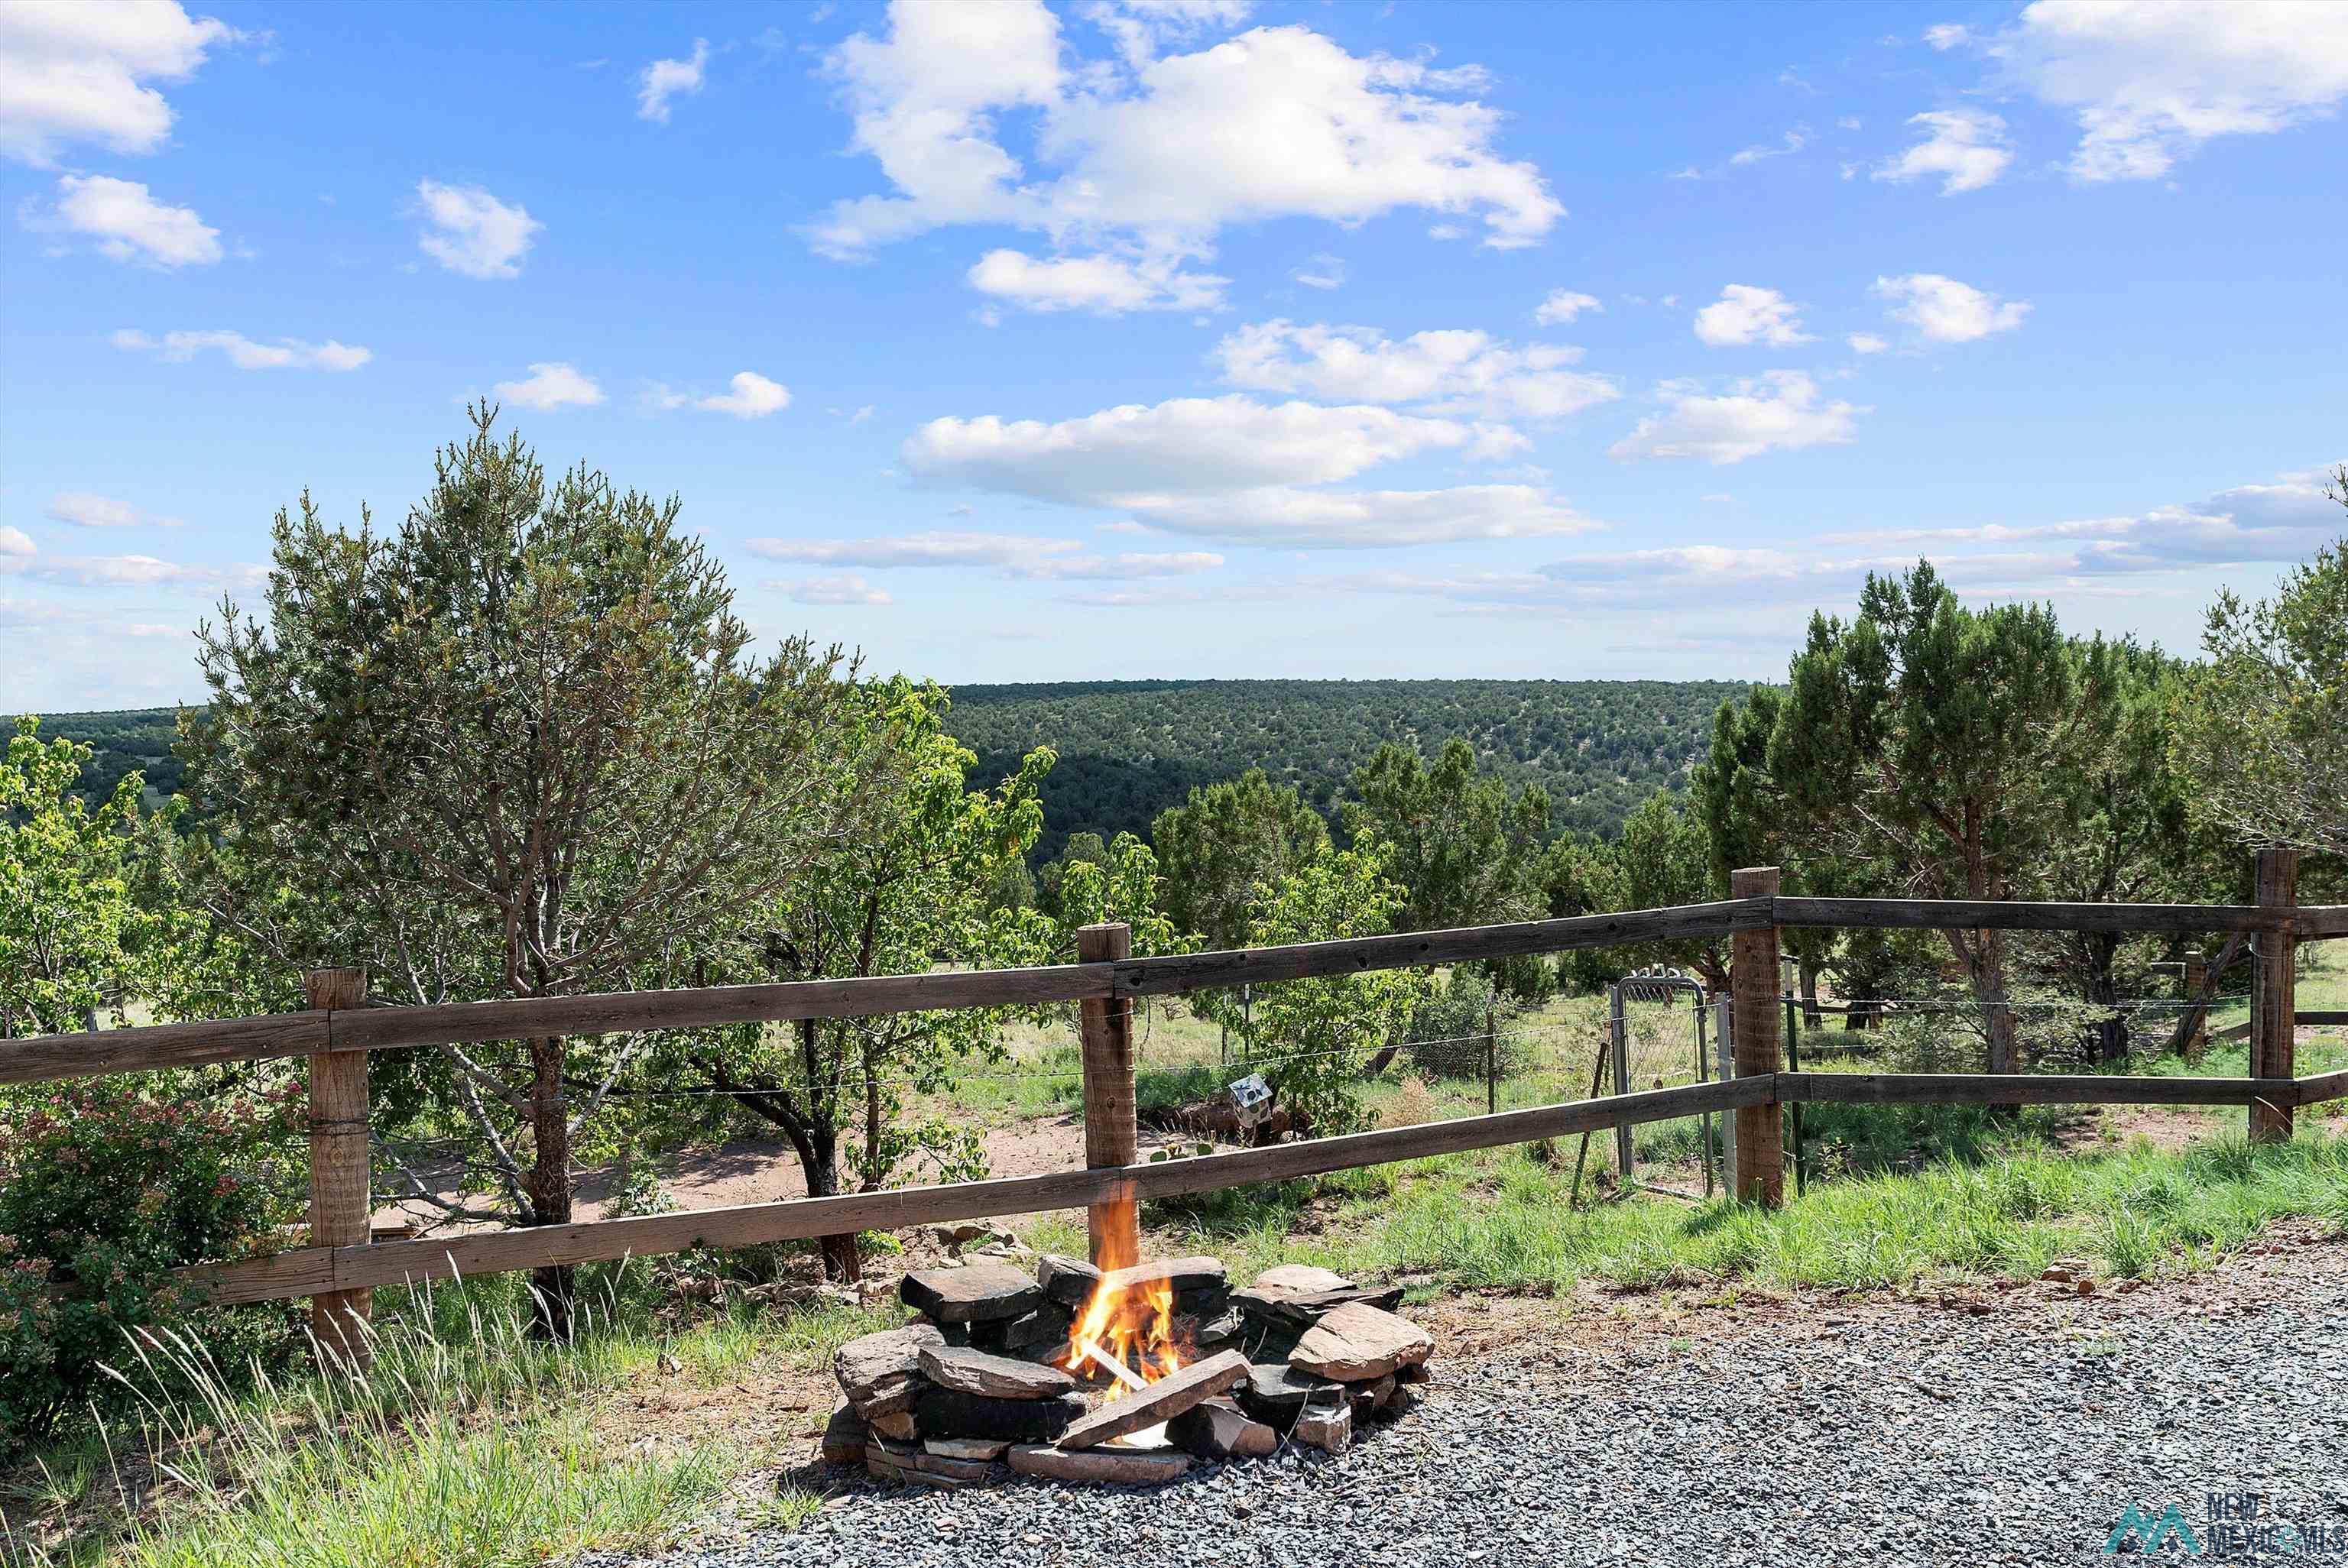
594,1236,2348,1568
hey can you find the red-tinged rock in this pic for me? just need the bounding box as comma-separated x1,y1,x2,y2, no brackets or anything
1053,1349,1250,1450
1008,1444,1193,1485
1168,1397,1279,1459
901,1263,1043,1323
835,1322,944,1417
918,1343,1079,1401
1289,1301,1433,1382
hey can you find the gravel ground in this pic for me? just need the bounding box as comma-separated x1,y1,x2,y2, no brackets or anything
591,1242,2348,1568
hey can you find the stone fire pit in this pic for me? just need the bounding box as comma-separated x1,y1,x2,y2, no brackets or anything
823,1255,1432,1489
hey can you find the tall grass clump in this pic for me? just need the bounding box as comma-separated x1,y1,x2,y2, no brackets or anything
6,1278,740,1568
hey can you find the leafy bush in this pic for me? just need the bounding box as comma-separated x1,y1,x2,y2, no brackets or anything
1403,967,1527,1080
0,1080,300,1450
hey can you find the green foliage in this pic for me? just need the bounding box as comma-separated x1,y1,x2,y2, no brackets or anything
946,678,1747,864
0,718,217,1041
657,679,1056,1216
13,708,185,815
1402,967,1526,1080
2171,480,2348,859
1228,842,1433,1134
1343,739,1552,999
1050,831,1185,959
177,411,877,1288
1766,562,2106,1072
0,1081,299,1450
1150,768,1329,948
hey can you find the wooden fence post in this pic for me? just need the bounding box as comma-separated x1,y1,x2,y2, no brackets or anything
2250,849,2298,1143
304,966,371,1365
2182,950,2208,1063
1729,867,1785,1205
1076,924,1139,1268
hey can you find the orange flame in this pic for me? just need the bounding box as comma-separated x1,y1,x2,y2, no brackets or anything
1062,1197,1183,1404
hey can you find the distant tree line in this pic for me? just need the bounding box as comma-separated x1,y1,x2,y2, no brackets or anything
945,675,1749,865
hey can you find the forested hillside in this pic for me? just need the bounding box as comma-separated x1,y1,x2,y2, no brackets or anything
945,679,1750,861
34,681,1748,859
22,707,185,809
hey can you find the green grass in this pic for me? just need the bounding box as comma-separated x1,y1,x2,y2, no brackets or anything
1131,1125,2348,1297
1,1276,900,1568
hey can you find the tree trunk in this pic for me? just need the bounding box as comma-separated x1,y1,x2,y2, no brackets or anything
808,1130,860,1281
524,1033,575,1340
2085,934,2126,1065
1798,957,1823,1029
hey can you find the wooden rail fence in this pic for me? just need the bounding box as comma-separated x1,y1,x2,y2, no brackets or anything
5,862,2345,1348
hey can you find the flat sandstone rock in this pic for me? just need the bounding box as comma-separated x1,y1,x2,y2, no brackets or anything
1097,1255,1228,1297
1168,1397,1279,1459
820,1402,868,1466
1054,1349,1250,1450
919,1343,1079,1401
1036,1253,1104,1307
1289,1301,1434,1382
835,1322,945,1417
901,1263,1043,1323
1294,1398,1352,1455
1009,1444,1193,1485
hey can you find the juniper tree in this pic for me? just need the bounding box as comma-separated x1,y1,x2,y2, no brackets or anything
1150,767,1329,948
1766,562,2105,1077
2171,478,2348,860
180,409,877,1332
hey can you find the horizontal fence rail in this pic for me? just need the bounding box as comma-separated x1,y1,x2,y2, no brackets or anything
177,1067,2348,1307
8,866,2345,1347
6,893,2345,1087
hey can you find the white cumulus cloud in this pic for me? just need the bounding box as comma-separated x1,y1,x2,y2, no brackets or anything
110,328,372,370
968,247,1228,314
1873,108,2013,193
637,38,709,123
1693,284,1811,348
1847,332,1889,355
903,393,1593,547
0,0,235,166
1213,319,1617,420
784,572,892,605
746,530,1224,582
1873,273,2030,342
1991,0,2348,182
415,180,540,279
697,371,791,418
47,492,179,528
1608,371,1862,465
29,174,219,266
493,362,604,410
1533,289,1602,326
1291,253,1345,290
812,2,1562,305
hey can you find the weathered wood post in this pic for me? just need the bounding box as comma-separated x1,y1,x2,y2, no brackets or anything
2182,950,2209,1063
2250,849,2298,1143
1484,1002,1497,1116
1729,867,1785,1205
304,966,372,1365
1077,923,1140,1268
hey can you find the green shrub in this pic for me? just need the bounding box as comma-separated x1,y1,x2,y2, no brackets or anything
0,1080,300,1450
1404,968,1526,1080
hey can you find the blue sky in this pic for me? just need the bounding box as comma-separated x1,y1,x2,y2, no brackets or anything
5,0,2345,711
